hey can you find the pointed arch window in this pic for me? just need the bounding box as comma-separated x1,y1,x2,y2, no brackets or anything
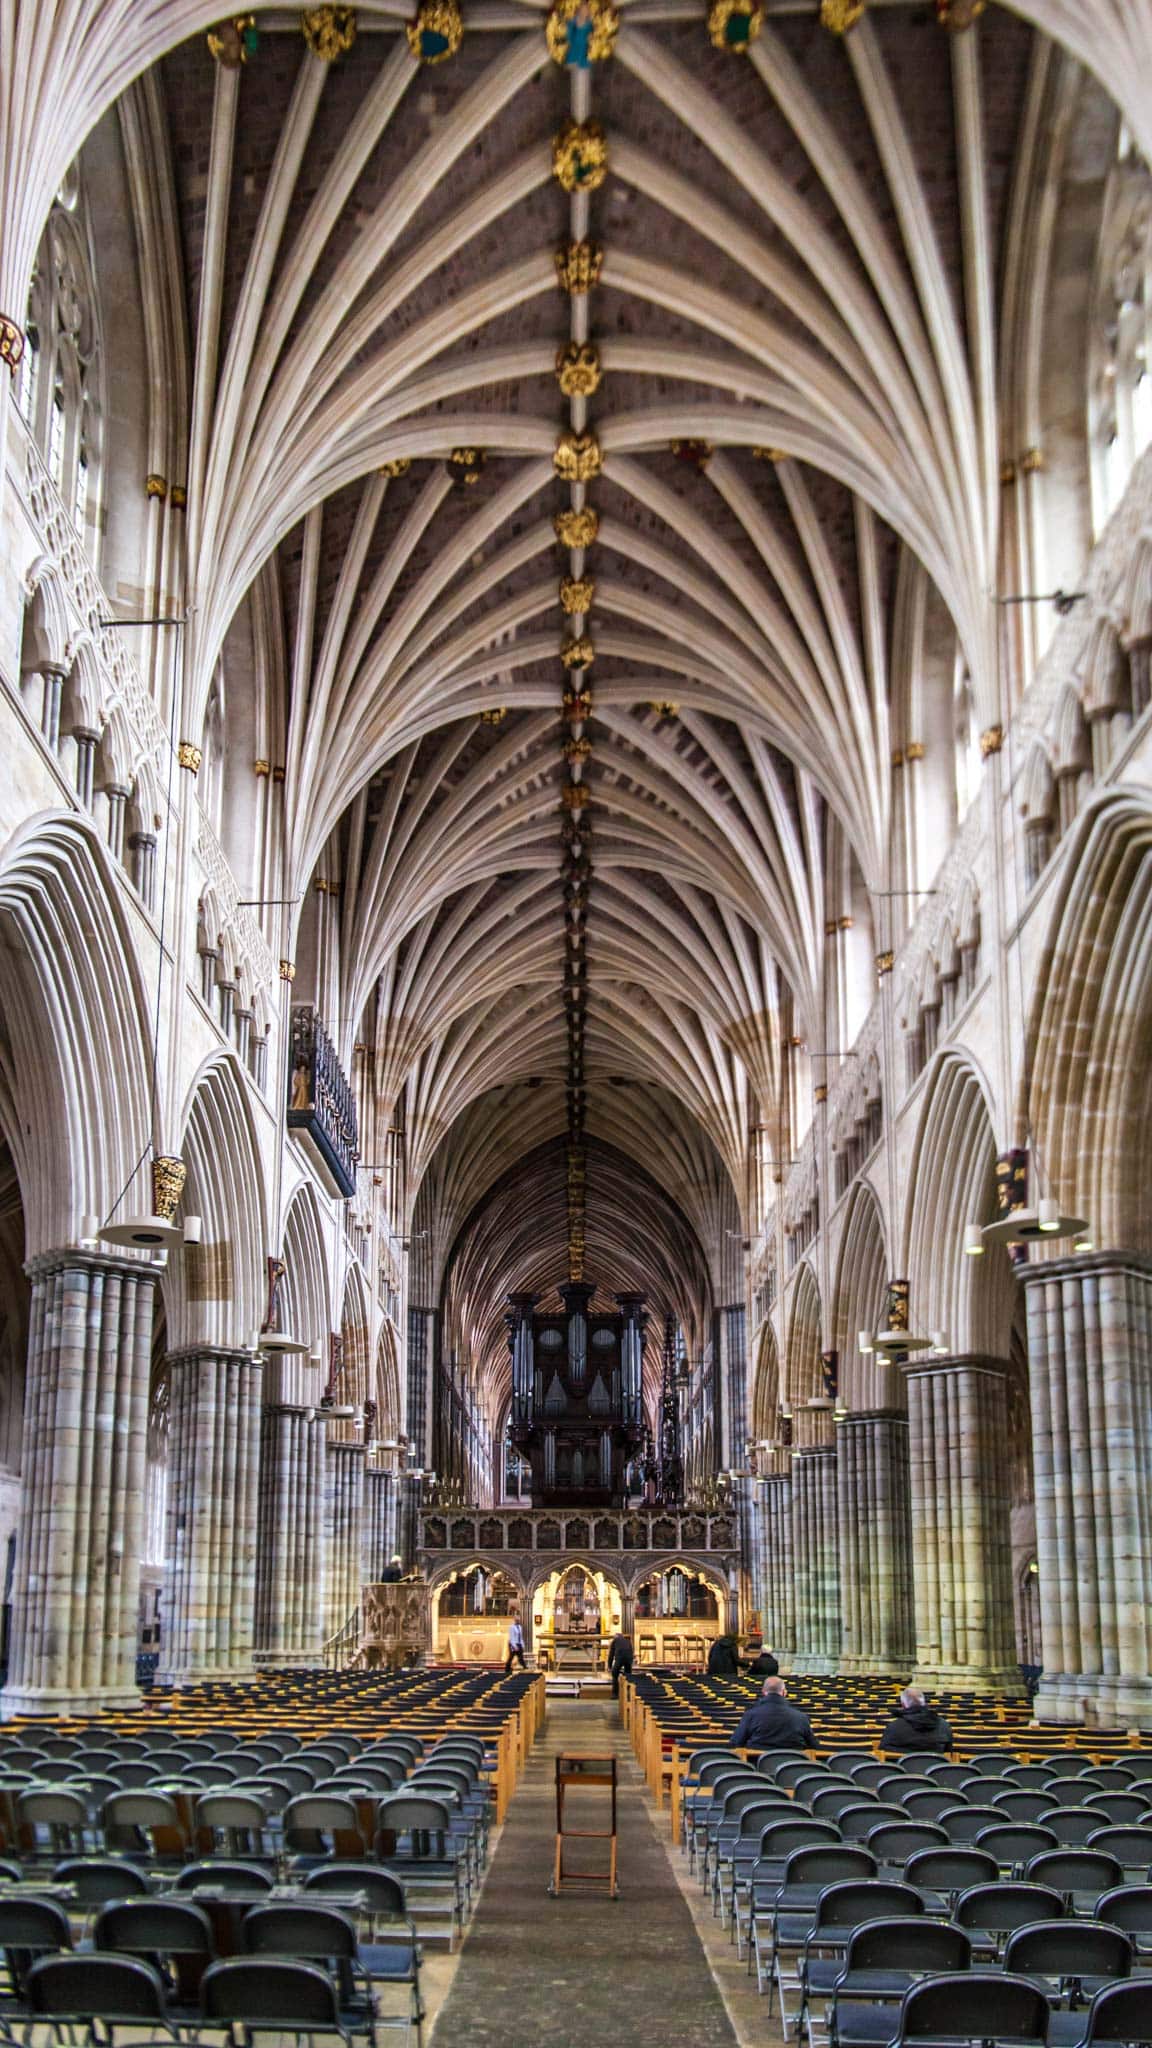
1090,135,1152,531
19,166,103,548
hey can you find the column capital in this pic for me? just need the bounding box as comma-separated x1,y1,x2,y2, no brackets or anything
901,1351,1010,1382
836,1407,909,1428
1019,1248,1152,1289
166,1344,260,1369
23,1245,161,1283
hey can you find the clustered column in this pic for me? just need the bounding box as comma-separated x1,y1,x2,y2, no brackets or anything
325,1440,366,1641
758,1472,794,1660
836,1413,914,1674
363,1466,399,1581
905,1356,1017,1689
159,1349,262,1683
791,1446,840,1671
4,1253,154,1715
1023,1253,1152,1726
253,1405,328,1664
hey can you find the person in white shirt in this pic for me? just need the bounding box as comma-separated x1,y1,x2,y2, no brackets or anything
505,1612,527,1673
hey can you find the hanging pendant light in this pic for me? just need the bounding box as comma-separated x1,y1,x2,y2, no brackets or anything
100,1155,187,1250
974,1149,1088,1250
871,1278,931,1356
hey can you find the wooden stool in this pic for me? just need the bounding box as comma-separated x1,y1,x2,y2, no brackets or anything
549,1752,618,1898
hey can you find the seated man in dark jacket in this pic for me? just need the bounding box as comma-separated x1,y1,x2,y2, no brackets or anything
880,1686,953,1753
745,1643,779,1677
707,1634,741,1677
731,1677,815,1752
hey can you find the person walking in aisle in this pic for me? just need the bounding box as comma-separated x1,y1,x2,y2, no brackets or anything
607,1631,634,1695
505,1611,527,1673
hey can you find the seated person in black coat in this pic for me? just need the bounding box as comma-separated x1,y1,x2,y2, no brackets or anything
707,1634,741,1677
745,1643,779,1677
381,1555,404,1583
880,1686,953,1753
731,1677,815,1752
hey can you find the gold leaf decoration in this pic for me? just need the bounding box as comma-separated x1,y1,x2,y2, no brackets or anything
555,506,599,548
207,14,258,64
936,0,985,24
706,0,763,52
556,342,602,398
562,782,591,810
555,241,604,295
0,317,26,371
479,706,507,725
552,119,609,193
554,431,602,481
649,700,679,717
379,457,412,478
565,736,593,765
671,438,714,469
447,446,485,487
563,687,593,722
406,0,463,63
152,1156,187,1221
561,635,595,669
545,0,619,65
560,577,595,614
753,445,788,462
301,5,357,58
819,0,865,30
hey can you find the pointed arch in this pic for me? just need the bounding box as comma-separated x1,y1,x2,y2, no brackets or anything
282,1180,331,1347
904,1052,1018,1361
0,814,152,1253
750,1318,780,1445
831,1180,889,1413
784,1260,825,1444
163,1054,267,1351
1023,786,1152,1251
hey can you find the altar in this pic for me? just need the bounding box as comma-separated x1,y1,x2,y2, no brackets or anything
536,1630,607,1672
441,1621,508,1664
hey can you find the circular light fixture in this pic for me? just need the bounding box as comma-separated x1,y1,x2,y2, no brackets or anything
183,1215,203,1245
100,1214,183,1250
980,1200,1088,1248
858,1328,874,1354
964,1223,985,1257
873,1326,931,1356
258,1330,311,1355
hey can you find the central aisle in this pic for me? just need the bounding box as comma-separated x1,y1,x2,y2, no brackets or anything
431,1700,737,2047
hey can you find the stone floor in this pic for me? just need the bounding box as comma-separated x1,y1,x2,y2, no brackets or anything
427,1699,782,2048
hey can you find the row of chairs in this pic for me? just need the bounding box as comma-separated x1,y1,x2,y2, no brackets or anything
674,1741,1152,2045
0,1890,422,2048
0,1664,545,2048
630,1669,1150,1769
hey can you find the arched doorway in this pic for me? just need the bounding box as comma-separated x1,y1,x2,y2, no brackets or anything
531,1559,624,1672
430,1560,523,1664
633,1561,726,1667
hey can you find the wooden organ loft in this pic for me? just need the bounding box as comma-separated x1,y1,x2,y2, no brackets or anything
506,1283,647,1508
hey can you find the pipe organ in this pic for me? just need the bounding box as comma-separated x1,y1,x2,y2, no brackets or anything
506,1282,647,1507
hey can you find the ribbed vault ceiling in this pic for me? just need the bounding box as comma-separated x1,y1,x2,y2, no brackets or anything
73,0,1118,1384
